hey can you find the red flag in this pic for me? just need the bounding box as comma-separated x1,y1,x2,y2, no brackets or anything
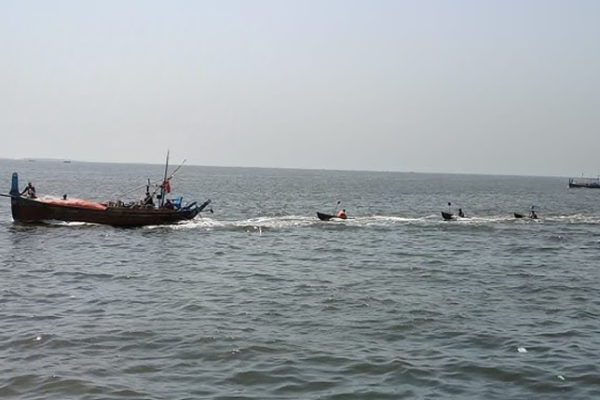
164,179,171,193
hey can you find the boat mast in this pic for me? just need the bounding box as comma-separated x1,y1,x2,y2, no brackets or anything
160,150,170,208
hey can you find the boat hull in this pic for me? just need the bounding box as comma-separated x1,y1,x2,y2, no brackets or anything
514,213,537,219
441,211,454,221
10,196,202,227
317,212,335,221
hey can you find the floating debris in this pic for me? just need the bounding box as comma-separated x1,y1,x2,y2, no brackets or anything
517,347,527,353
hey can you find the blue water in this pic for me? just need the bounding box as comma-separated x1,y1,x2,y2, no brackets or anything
1,159,599,399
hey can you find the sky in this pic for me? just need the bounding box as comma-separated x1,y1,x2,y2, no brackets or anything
1,0,599,176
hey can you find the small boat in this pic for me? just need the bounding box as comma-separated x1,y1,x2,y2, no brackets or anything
317,212,336,221
4,153,212,227
441,211,455,221
316,212,352,221
514,213,538,219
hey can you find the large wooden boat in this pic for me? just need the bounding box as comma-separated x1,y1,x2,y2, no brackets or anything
4,156,212,227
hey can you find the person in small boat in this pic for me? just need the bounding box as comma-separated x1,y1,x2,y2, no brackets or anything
21,182,37,199
458,208,465,218
337,209,347,219
529,209,538,219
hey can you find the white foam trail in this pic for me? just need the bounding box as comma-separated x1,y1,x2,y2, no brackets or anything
56,213,600,231
43,220,90,227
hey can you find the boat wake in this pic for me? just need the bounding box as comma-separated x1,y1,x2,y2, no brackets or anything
157,213,600,232
21,213,600,231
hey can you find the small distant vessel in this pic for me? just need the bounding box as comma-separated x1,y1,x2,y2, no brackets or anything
514,212,538,219
317,211,350,221
568,177,600,189
441,202,465,220
316,211,351,221
63,160,71,164
317,201,350,221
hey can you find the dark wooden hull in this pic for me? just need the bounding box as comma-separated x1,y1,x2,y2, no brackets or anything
10,196,203,227
514,213,538,219
317,212,335,221
441,211,454,221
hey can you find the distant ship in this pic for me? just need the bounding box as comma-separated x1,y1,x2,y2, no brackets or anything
63,160,71,164
568,177,600,189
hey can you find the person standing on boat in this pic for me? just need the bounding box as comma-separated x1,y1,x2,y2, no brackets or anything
143,192,154,207
163,199,175,209
337,209,347,219
458,208,465,218
21,182,37,199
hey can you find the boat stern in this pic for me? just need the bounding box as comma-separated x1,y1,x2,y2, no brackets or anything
10,172,20,196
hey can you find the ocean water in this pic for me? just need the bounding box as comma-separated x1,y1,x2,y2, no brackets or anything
0,159,599,400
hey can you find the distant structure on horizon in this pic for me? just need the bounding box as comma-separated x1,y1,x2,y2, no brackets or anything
568,176,600,189
19,158,74,163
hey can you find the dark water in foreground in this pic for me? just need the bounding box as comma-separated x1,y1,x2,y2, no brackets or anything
1,160,599,399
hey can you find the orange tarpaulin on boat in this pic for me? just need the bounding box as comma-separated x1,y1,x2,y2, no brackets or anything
43,198,108,210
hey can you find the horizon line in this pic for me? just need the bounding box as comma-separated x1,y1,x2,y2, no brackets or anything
0,156,586,179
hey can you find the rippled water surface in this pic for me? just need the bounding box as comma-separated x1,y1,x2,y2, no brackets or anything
1,160,599,399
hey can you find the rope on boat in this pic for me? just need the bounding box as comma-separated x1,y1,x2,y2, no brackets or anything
108,159,187,201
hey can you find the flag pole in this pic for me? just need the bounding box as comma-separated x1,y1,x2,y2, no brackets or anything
160,150,170,208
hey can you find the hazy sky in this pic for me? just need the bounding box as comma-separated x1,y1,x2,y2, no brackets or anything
1,0,599,176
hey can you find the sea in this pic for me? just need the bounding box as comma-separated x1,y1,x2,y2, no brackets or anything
1,159,599,400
